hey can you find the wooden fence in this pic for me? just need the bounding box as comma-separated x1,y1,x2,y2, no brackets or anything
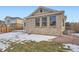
0,26,12,33
0,23,23,33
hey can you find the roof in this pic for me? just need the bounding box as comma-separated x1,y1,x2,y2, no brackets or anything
5,16,23,20
26,12,64,19
25,6,64,19
33,6,58,13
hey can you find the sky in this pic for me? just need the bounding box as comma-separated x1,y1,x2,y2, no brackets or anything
0,6,79,22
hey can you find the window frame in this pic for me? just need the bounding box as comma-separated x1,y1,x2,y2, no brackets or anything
42,16,47,26
50,16,56,26
40,9,43,13
35,17,40,27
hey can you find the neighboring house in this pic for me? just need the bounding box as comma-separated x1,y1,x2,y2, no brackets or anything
5,16,23,25
0,20,7,33
0,20,5,24
5,16,24,30
24,6,66,35
0,20,5,27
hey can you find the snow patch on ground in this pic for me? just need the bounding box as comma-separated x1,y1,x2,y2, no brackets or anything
0,42,9,51
65,44,79,52
0,32,79,52
0,32,57,51
0,32,56,41
72,33,79,37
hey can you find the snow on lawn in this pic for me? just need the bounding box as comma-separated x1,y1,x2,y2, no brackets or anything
0,32,57,51
0,32,57,42
0,42,9,51
65,44,79,52
0,32,79,52
1,32,79,52
72,33,79,37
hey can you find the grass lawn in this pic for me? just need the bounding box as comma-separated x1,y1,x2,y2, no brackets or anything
4,40,70,52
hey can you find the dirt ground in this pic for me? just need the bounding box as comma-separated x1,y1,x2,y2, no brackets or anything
52,35,79,45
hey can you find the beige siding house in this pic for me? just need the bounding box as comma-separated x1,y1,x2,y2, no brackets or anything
5,16,24,30
5,16,23,25
24,6,66,35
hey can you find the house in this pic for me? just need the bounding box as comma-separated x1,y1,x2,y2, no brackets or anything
0,20,5,24
24,6,66,35
5,16,24,30
0,20,7,33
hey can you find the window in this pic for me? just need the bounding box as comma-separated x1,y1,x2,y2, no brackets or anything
24,22,26,26
42,17,47,26
50,16,56,26
35,18,40,26
40,9,43,13
7,20,10,23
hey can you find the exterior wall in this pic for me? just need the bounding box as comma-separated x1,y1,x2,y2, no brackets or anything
57,13,65,35
5,17,24,30
16,19,24,29
5,17,23,26
5,18,16,25
24,13,65,35
16,19,23,24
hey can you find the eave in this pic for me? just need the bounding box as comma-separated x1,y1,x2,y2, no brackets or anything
25,11,64,19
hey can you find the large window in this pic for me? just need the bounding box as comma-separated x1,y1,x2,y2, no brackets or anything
50,16,56,26
35,18,40,26
42,17,47,26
